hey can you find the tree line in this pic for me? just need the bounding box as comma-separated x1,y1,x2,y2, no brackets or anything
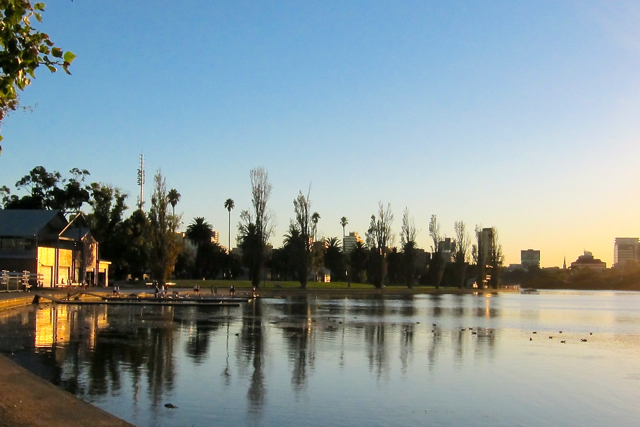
1,165,504,288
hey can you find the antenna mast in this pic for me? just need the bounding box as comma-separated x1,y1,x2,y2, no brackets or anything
137,153,145,211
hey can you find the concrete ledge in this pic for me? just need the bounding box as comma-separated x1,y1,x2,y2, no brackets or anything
0,354,134,427
0,295,33,312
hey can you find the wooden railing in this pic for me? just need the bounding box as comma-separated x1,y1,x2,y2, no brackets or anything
0,270,41,292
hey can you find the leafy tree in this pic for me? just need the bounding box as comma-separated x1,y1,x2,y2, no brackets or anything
120,209,150,281
0,0,75,142
86,183,128,277
148,170,182,286
365,202,394,288
238,167,273,287
167,188,180,216
3,166,91,212
195,241,226,279
489,227,504,289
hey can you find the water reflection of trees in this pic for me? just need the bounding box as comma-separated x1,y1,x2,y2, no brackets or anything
235,300,266,418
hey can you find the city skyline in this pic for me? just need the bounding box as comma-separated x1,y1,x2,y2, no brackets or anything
1,1,639,267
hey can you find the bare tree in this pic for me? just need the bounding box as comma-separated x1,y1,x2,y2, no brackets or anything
238,167,274,287
400,208,418,288
489,227,504,289
453,220,470,288
365,202,394,288
148,170,182,287
428,214,444,289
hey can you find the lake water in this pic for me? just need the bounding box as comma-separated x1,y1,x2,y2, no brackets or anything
1,291,640,426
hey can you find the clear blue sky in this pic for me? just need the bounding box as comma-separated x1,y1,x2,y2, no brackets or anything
2,0,640,267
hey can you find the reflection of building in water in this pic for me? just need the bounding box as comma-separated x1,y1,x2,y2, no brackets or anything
35,305,71,348
570,251,606,270
613,238,640,268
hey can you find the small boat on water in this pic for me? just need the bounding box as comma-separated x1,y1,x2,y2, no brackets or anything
521,288,538,294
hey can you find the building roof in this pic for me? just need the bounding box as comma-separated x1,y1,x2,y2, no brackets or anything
0,209,67,238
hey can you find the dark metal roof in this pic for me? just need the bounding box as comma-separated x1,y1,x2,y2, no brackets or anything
0,209,66,238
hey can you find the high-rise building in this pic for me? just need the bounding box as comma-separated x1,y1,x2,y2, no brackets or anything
438,237,455,262
521,249,540,269
343,232,363,253
614,238,640,267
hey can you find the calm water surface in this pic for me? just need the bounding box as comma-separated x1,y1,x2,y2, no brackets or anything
1,290,639,426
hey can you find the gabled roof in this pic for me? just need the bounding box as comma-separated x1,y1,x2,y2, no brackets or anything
0,209,67,238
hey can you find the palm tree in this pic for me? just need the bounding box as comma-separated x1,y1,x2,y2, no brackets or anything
167,189,181,216
224,198,234,252
340,216,348,249
185,217,213,247
311,212,320,243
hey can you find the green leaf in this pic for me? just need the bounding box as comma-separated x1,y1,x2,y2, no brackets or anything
34,3,45,11
51,47,62,58
46,64,56,73
63,51,76,63
62,64,71,75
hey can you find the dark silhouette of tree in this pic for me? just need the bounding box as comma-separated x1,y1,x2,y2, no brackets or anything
324,237,344,281
224,198,235,279
148,170,182,286
292,190,313,288
400,208,418,288
120,210,150,281
311,212,320,243
185,217,213,247
167,189,180,217
3,166,91,212
87,183,128,279
282,223,305,282
453,221,470,289
365,202,394,288
349,241,369,284
428,215,445,289
238,168,273,288
224,198,234,251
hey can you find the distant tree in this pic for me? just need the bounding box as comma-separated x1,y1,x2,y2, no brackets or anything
489,227,504,289
428,214,445,289
324,237,344,281
365,202,394,288
238,167,274,287
224,198,235,278
167,189,181,216
400,208,418,288
86,183,128,278
195,241,227,279
292,189,313,288
186,217,213,247
283,222,305,282
311,212,320,243
386,247,402,285
349,241,368,283
120,209,151,281
453,220,470,289
340,216,349,285
148,170,182,286
224,198,234,249
0,0,76,142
